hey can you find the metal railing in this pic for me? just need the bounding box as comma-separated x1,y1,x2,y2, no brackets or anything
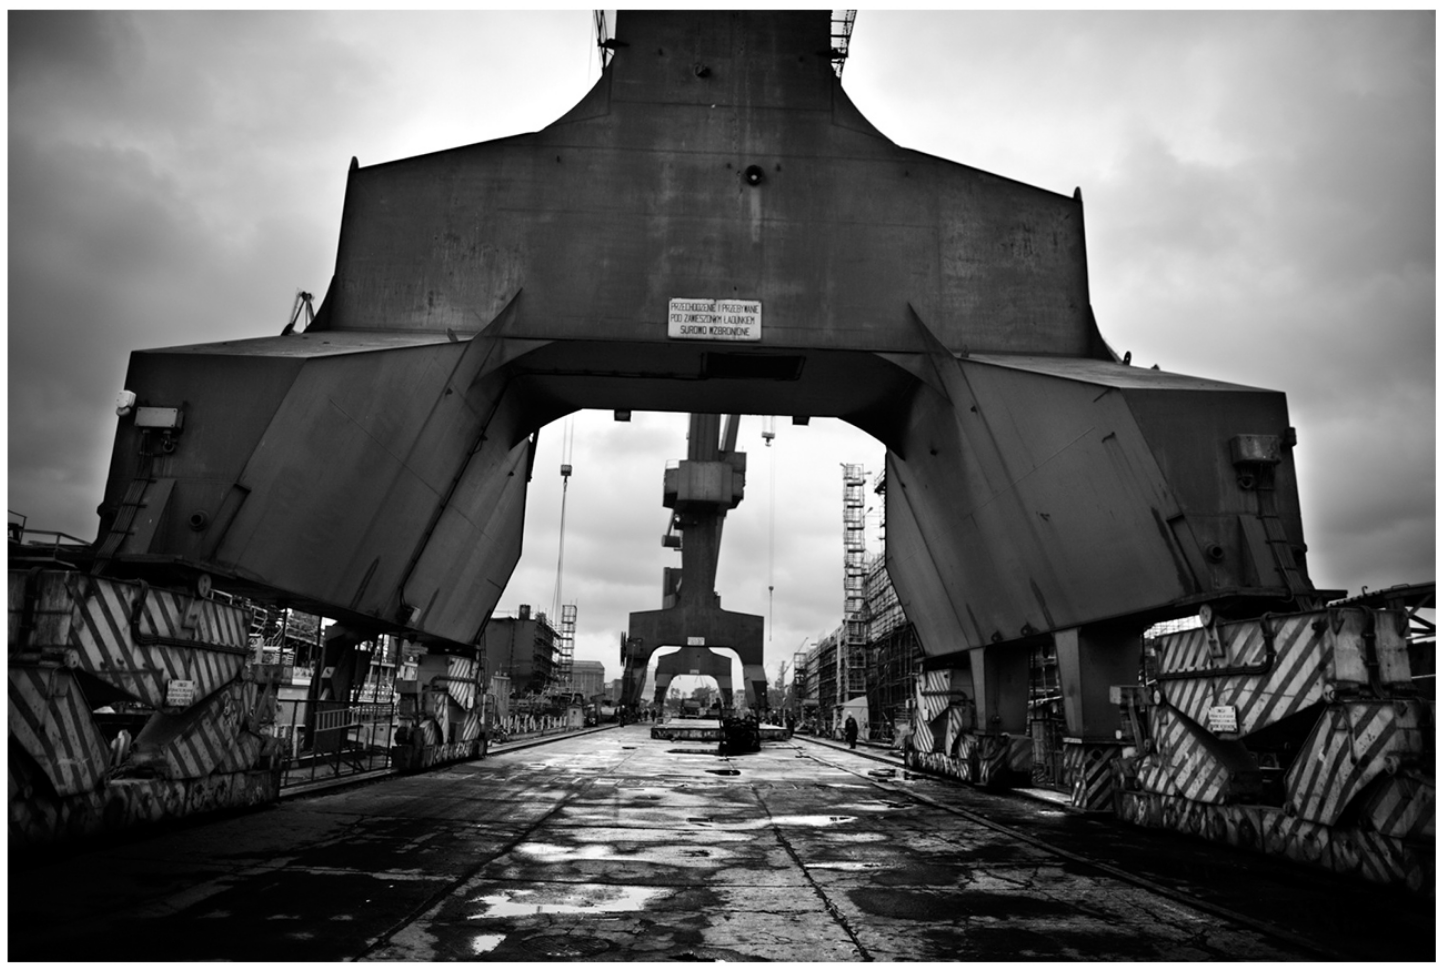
274,698,396,789
492,712,581,744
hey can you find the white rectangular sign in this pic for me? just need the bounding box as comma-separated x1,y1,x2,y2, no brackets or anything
668,298,761,341
166,679,197,707
686,636,706,646
1207,705,1239,734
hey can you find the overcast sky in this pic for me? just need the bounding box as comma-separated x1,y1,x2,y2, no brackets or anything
8,10,1435,691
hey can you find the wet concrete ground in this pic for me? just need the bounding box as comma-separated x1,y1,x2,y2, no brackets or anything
9,724,1434,961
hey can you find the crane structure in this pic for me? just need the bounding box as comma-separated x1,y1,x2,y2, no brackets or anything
11,11,1429,889
549,419,577,691
621,413,766,716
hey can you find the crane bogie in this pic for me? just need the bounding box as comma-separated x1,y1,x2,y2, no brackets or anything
903,595,1435,892
9,568,284,850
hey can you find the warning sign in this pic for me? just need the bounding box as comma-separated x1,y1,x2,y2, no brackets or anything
1207,705,1239,734
166,679,197,707
668,298,761,341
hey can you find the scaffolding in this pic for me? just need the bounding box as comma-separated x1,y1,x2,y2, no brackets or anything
840,464,868,699
829,10,858,79
555,603,577,689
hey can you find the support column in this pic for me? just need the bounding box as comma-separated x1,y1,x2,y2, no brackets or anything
716,674,734,711
1053,625,1142,739
653,672,674,709
1054,625,1140,809
967,644,1030,735
742,662,769,714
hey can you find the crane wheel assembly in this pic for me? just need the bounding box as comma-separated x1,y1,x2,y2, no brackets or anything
9,569,284,851
905,593,1435,894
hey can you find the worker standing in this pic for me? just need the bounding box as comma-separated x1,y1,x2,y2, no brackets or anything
844,715,858,750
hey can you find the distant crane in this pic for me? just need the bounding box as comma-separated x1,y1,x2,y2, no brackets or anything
550,416,577,689
763,417,777,638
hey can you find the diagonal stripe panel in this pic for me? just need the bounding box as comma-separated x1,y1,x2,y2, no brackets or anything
7,666,109,797
1286,701,1422,827
1360,774,1434,842
444,655,478,711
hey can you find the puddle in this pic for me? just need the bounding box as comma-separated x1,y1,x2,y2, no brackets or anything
471,934,506,954
773,815,857,827
668,748,721,755
704,768,741,776
804,861,889,871
516,843,616,861
685,815,857,830
843,800,914,812
470,886,664,918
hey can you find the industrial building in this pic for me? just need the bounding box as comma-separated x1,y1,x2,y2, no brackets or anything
480,606,562,696
568,660,607,701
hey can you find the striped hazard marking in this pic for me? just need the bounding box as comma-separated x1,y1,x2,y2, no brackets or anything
1156,613,1329,736
1287,700,1423,827
48,573,247,708
143,683,251,780
8,666,110,797
443,655,478,711
1064,742,1120,812
1360,772,1434,842
1119,791,1429,892
458,707,485,742
1146,705,1248,805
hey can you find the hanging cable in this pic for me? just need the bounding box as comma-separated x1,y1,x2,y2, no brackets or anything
550,415,576,623
765,417,776,640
